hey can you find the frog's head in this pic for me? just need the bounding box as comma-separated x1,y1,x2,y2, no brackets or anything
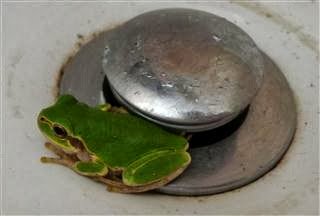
37,94,80,153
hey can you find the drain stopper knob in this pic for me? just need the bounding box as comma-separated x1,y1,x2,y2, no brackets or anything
103,8,265,132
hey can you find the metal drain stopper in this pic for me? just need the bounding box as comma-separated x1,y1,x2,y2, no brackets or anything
102,8,264,132
59,8,296,196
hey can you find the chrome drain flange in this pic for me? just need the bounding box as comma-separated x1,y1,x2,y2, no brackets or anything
59,9,296,195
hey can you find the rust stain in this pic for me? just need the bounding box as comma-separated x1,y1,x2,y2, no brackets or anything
52,23,121,99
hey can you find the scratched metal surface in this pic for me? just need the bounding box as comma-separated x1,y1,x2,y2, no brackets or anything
3,2,319,215
102,8,264,131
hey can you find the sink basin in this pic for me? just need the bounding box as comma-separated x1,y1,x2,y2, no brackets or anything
2,2,318,214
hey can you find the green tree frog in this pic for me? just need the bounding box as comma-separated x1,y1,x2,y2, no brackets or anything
38,94,191,193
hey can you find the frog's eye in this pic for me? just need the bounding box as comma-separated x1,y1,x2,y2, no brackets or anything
52,124,68,139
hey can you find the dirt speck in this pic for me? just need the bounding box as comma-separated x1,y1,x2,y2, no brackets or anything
265,13,272,18
25,133,33,141
77,34,84,39
304,122,308,126
197,198,204,203
12,105,23,119
10,52,24,69
76,42,83,49
310,83,314,87
273,192,300,213
7,70,14,90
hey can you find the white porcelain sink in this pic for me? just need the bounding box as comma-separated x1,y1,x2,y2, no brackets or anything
2,2,319,214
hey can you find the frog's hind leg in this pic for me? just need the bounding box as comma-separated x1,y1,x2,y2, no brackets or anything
103,150,191,193
93,168,184,194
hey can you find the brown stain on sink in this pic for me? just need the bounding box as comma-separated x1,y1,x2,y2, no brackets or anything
233,1,319,57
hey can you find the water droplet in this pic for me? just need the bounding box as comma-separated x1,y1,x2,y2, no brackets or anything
123,71,127,74
141,57,149,63
187,85,193,91
134,91,140,95
195,98,199,103
215,57,223,65
160,72,167,77
146,74,153,78
191,79,201,87
104,46,110,57
212,34,222,42
191,83,200,88
102,46,111,64
102,58,108,64
134,36,142,50
104,45,110,51
162,82,174,88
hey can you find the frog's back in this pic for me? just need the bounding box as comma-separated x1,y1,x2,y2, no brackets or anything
71,105,188,168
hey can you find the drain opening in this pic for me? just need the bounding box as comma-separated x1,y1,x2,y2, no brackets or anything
103,76,123,107
188,107,249,149
103,76,249,149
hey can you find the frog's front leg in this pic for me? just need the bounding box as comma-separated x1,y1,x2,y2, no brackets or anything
41,142,76,167
96,104,112,111
96,103,128,114
41,142,108,177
